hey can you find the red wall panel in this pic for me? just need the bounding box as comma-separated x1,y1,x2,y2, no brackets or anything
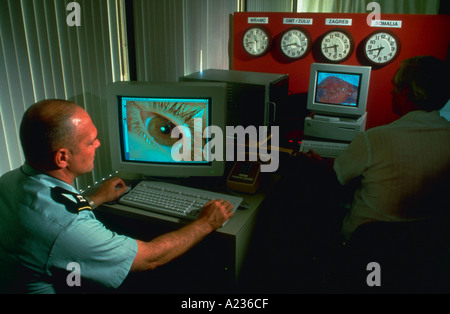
233,12,450,130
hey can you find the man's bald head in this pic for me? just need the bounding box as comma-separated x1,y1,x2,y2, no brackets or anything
19,99,84,170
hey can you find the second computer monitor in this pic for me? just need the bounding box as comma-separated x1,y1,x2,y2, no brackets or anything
307,63,371,117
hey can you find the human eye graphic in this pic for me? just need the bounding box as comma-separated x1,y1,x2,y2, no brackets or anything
126,101,206,162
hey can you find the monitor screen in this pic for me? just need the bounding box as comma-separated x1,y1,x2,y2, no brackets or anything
307,63,371,117
315,71,362,107
120,96,210,164
107,81,227,178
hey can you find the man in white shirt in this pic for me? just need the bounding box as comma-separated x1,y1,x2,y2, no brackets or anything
333,56,450,239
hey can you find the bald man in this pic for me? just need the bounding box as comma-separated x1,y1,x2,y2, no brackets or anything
0,99,233,293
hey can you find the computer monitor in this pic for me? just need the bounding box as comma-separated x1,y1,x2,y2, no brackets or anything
106,81,227,178
307,63,371,117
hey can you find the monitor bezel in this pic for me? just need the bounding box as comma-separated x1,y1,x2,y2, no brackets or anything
307,63,371,117
106,81,227,178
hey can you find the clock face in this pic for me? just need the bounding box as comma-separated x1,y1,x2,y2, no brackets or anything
280,28,311,59
320,29,354,63
364,30,401,65
242,27,271,57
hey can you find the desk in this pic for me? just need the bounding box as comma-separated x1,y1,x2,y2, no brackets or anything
95,175,279,293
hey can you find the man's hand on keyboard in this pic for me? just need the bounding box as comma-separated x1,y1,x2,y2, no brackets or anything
199,199,235,230
88,177,128,208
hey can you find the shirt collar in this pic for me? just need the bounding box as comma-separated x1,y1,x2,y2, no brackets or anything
400,110,449,126
21,163,79,193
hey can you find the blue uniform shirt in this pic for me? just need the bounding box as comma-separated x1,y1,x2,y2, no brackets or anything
0,164,138,293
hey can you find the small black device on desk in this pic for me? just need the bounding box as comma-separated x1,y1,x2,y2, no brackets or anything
226,161,261,194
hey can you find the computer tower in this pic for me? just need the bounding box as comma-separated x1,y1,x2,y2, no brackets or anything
304,113,367,142
180,69,289,128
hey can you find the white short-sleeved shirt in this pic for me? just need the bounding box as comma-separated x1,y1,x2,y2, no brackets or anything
0,164,138,293
334,110,450,239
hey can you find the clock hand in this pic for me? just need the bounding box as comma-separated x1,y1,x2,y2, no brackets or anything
369,45,384,51
376,46,385,57
366,46,384,56
283,43,300,48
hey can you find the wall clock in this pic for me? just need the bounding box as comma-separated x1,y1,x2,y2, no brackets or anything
320,28,354,63
279,27,312,60
242,26,271,57
364,30,401,66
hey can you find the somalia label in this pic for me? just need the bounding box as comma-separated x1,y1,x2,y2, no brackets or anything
371,20,403,28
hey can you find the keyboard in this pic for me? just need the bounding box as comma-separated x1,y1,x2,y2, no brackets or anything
299,139,349,158
119,180,243,224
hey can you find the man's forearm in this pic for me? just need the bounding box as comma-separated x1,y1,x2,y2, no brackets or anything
131,217,214,272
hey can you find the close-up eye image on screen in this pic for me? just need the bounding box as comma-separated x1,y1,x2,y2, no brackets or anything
122,97,210,164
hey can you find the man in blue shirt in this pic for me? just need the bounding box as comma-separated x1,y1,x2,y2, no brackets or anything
0,99,234,293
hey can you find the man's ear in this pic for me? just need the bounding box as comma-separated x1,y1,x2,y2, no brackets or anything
54,148,70,168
